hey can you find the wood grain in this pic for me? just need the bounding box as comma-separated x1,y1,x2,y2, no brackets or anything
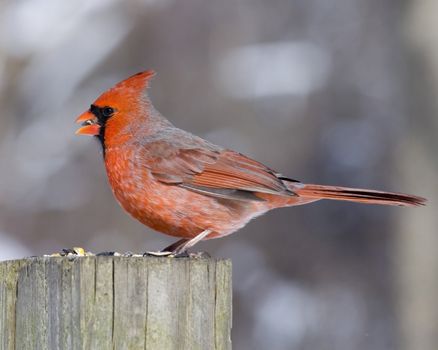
0,256,232,350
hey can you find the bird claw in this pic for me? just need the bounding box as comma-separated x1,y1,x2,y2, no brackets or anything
142,250,190,258
173,250,190,258
143,250,175,257
142,250,210,258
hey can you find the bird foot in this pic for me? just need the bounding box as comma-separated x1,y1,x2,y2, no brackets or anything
143,250,210,258
143,249,189,258
143,250,176,257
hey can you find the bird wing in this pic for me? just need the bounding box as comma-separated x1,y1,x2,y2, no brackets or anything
137,139,294,202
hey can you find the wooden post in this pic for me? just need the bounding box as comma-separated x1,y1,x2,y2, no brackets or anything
0,256,232,350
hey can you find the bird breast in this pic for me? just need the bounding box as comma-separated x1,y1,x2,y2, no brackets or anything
103,146,271,239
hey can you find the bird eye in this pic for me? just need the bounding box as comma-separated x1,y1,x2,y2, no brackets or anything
102,107,114,117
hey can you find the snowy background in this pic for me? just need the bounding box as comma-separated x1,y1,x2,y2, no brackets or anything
0,1,437,349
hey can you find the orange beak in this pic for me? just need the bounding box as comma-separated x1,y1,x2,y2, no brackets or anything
75,110,100,136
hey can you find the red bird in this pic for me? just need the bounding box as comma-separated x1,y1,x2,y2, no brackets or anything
76,71,425,255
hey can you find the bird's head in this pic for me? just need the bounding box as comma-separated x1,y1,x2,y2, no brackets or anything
75,70,156,144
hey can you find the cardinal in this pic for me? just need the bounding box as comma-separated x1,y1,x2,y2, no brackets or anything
75,71,425,255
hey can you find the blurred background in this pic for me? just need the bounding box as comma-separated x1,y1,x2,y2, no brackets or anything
0,0,436,349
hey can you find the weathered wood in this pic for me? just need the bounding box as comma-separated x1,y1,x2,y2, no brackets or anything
0,256,232,350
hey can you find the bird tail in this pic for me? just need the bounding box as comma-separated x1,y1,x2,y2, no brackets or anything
292,184,426,207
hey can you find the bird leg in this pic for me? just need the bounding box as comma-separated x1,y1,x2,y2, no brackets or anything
162,238,189,253
170,229,212,255
143,239,187,257
145,229,212,257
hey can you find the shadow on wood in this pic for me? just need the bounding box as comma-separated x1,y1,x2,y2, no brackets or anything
0,256,232,350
